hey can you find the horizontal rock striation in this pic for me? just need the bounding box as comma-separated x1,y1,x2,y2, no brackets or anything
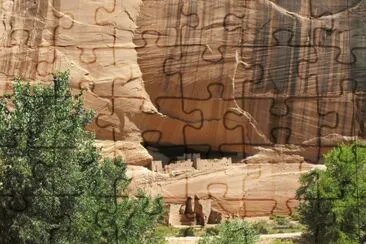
134,0,366,162
0,0,365,220
0,0,154,165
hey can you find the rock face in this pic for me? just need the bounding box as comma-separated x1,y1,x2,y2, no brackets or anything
128,148,318,224
134,0,366,162
0,0,155,165
0,0,365,220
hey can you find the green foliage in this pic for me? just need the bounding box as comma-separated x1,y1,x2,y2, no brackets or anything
252,220,271,234
271,215,290,226
178,227,195,237
252,218,304,235
289,212,300,221
271,239,294,244
0,72,165,243
296,142,366,243
155,225,180,237
199,219,259,244
204,226,219,236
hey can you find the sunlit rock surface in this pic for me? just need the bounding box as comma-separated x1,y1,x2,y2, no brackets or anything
0,0,364,219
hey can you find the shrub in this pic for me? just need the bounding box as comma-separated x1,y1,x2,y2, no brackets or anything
178,227,195,237
296,142,366,243
0,72,165,243
199,219,259,244
289,211,300,221
155,225,180,237
272,215,290,226
252,220,271,234
204,226,219,236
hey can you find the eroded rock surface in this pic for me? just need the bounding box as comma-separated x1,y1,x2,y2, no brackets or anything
0,0,155,165
0,0,364,220
134,0,366,162
129,148,318,223
1,0,365,163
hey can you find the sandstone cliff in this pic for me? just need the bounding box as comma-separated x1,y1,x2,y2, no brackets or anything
0,0,365,220
0,0,154,165
134,0,366,163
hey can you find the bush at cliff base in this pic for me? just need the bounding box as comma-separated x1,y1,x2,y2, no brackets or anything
199,219,259,244
296,142,366,243
0,72,165,243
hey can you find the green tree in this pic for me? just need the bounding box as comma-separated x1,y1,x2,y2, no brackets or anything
0,72,165,243
296,142,366,243
199,219,259,244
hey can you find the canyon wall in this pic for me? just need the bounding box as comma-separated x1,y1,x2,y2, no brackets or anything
0,0,365,220
134,0,366,163
0,0,154,165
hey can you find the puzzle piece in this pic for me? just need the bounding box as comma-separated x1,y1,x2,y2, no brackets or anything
234,31,317,97
35,1,75,78
205,177,250,217
136,7,320,157
337,143,366,199
267,0,362,19
155,83,233,121
134,0,366,168
204,164,292,217
136,0,199,47
310,0,362,18
150,29,319,121
43,0,151,144
95,0,140,30
221,105,272,156
0,193,30,243
300,32,366,93
0,87,82,242
135,1,275,104
153,83,276,156
355,96,366,137
2,0,49,49
297,55,363,132
37,46,57,77
184,119,248,155
8,29,30,47
89,76,148,141
134,106,205,153
95,170,127,242
271,97,340,144
312,27,351,63
54,1,115,48
221,95,344,163
161,46,237,99
298,142,366,242
46,0,135,82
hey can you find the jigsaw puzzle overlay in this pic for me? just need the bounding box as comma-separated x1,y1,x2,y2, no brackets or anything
0,0,155,165
131,0,366,230
0,0,365,241
134,0,366,163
